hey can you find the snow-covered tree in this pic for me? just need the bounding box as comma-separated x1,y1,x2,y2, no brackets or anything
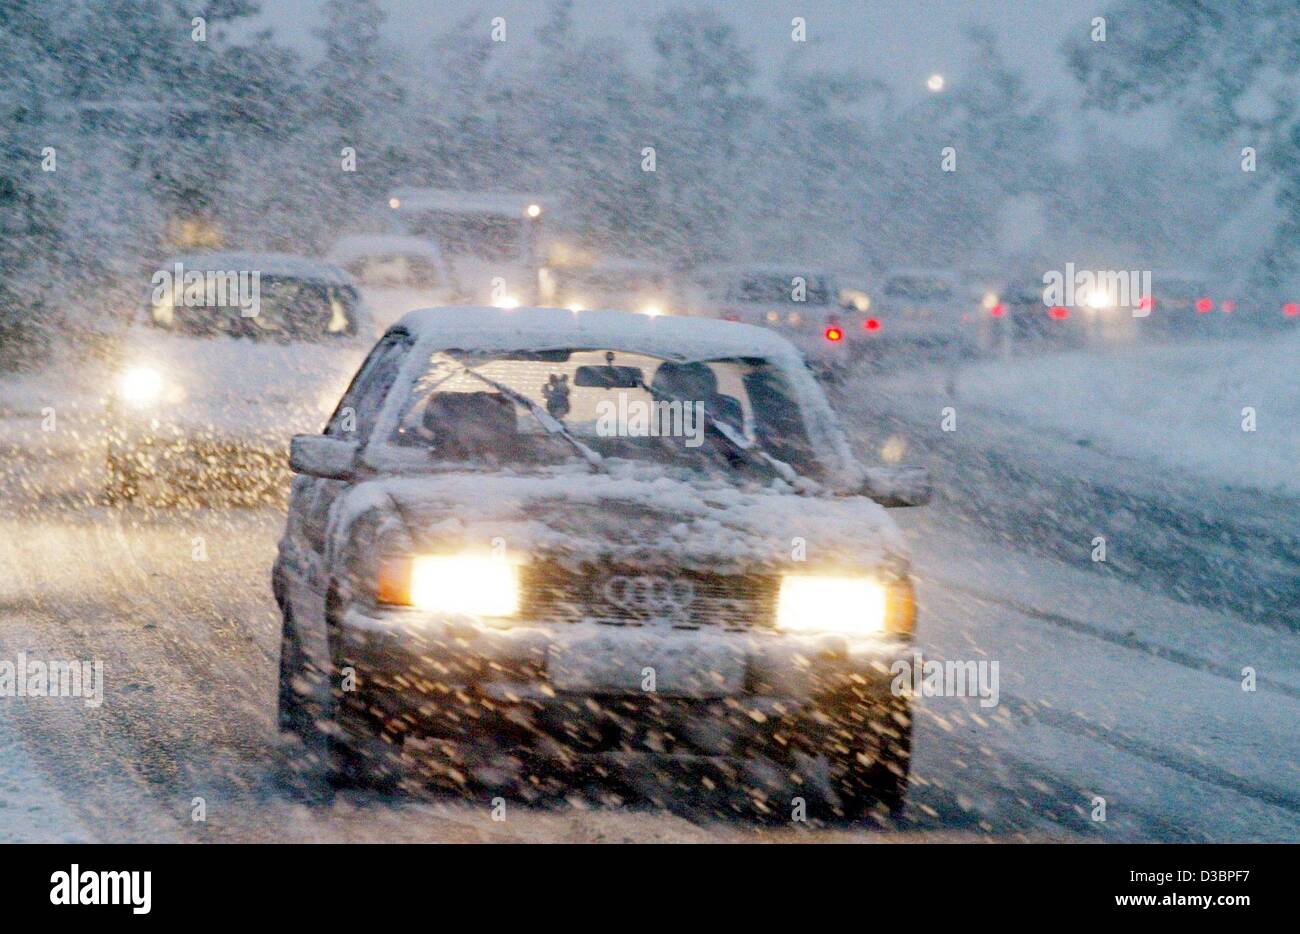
0,0,72,364
1066,0,1300,283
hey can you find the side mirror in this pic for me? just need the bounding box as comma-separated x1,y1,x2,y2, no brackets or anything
858,465,932,507
289,434,359,480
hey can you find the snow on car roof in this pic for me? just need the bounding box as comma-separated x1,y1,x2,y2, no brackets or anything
327,235,445,262
395,306,806,363
162,252,355,286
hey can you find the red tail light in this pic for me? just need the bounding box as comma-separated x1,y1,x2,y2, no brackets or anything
1195,297,1213,313
824,326,844,342
1221,300,1235,313
1137,296,1154,312
1048,306,1069,320
863,318,881,331
989,304,1006,317
1284,302,1299,317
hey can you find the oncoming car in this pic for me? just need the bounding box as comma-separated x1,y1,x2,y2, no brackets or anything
539,259,674,317
104,252,375,502
274,307,930,818
327,234,464,329
326,234,458,293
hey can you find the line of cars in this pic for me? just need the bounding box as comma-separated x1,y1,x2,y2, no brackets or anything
101,243,932,819
822,265,1300,358
105,212,1292,815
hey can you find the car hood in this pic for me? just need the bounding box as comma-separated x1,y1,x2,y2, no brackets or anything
117,329,367,438
328,464,907,576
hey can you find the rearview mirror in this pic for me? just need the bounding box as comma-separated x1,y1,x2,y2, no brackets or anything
574,364,645,389
858,465,932,507
289,434,358,480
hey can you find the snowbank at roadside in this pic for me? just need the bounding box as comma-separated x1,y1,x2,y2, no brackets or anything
0,712,93,842
954,335,1300,495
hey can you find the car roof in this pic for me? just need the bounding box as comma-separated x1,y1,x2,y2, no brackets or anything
394,307,805,363
162,252,355,286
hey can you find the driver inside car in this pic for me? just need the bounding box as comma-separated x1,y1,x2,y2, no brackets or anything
649,361,744,434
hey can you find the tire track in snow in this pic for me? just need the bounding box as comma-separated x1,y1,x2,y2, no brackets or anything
940,577,1300,701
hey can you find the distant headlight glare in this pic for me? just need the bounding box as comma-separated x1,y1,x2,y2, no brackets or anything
118,366,164,407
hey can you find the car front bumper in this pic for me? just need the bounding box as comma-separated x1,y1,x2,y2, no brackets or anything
334,605,913,787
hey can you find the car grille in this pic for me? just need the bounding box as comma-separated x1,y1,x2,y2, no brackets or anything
521,562,778,630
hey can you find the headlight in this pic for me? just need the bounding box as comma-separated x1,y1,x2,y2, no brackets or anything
640,303,664,317
117,366,164,407
493,294,521,309
1082,289,1111,310
776,575,914,636
378,555,521,617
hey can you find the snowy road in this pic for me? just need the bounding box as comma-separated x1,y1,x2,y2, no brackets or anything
0,355,1296,842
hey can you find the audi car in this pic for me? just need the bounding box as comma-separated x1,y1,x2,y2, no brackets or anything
274,306,930,819
103,252,374,502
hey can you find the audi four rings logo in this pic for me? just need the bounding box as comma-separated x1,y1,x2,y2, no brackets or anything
602,575,696,616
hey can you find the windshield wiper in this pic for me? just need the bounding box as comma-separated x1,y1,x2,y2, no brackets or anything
457,365,605,471
635,377,813,491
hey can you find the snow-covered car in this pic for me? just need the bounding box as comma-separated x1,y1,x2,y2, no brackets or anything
327,234,464,329
1143,270,1231,339
539,259,675,316
982,274,1084,351
326,234,459,293
701,266,861,376
873,268,983,353
274,307,930,817
103,252,375,501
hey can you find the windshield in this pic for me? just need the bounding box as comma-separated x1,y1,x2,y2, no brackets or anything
150,275,360,340
729,274,833,305
389,349,824,482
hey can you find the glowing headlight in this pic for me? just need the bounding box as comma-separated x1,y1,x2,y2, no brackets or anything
118,367,163,407
493,294,521,309
1082,289,1112,310
776,575,914,636
379,555,521,617
640,303,664,317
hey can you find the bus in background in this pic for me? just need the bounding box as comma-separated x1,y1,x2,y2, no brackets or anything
386,188,555,307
